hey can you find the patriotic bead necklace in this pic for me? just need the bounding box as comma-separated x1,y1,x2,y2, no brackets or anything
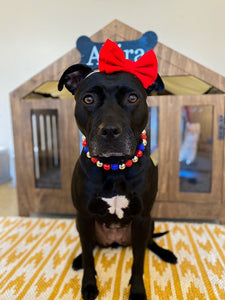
82,130,147,171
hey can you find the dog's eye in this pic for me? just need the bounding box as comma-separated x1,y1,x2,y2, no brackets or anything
83,96,94,104
128,94,138,103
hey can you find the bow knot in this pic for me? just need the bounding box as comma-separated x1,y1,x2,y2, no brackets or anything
98,39,158,89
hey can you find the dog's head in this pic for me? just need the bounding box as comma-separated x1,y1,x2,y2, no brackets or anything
58,43,164,159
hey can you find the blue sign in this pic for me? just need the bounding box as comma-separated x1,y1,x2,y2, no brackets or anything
76,31,158,70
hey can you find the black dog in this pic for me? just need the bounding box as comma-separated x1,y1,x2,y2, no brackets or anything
58,60,177,299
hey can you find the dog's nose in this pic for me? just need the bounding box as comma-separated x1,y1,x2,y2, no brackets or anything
100,125,122,139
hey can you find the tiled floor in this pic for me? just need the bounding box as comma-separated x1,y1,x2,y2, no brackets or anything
0,181,19,216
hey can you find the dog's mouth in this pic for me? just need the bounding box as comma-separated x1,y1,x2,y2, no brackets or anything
98,152,128,158
89,147,135,160
82,130,147,170
88,136,135,159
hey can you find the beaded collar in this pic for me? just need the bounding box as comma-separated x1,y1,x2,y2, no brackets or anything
82,130,147,171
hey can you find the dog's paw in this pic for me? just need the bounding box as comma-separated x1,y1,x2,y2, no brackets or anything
82,284,99,300
129,277,146,300
129,292,147,300
72,254,83,270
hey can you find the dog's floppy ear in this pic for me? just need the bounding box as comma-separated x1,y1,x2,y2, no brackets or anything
58,64,93,95
146,74,164,95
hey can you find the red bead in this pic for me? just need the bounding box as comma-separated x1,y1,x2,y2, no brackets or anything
91,157,98,163
141,133,147,140
136,150,143,158
103,164,111,171
125,160,133,167
82,139,87,147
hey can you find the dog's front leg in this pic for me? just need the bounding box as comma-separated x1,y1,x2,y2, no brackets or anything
76,213,98,300
129,216,151,300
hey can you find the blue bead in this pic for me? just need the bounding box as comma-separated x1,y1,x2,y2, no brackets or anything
138,143,145,151
111,164,119,171
84,146,89,153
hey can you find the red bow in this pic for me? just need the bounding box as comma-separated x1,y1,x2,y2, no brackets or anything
98,39,158,89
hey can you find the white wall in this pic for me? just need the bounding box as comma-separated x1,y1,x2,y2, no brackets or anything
1,0,225,181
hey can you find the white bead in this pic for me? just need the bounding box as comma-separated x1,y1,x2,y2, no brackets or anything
97,161,103,167
119,164,126,170
132,156,138,163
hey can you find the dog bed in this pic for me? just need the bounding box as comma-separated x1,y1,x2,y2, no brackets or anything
0,217,224,300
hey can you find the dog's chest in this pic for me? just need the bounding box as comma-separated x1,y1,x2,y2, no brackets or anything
94,195,131,247
101,195,129,219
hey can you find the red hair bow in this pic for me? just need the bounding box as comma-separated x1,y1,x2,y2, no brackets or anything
98,39,158,89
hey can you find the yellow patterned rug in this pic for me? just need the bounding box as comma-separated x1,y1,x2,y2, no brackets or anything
0,217,225,300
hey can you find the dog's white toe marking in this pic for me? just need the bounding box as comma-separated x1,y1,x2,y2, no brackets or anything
101,195,129,219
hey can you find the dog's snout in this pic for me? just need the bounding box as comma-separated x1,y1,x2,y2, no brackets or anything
99,125,122,139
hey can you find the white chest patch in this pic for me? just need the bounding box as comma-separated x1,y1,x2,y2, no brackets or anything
101,195,129,219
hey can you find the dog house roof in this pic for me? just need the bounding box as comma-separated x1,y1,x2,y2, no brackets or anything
11,19,225,100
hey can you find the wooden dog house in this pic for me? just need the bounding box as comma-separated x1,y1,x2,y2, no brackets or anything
11,20,225,223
